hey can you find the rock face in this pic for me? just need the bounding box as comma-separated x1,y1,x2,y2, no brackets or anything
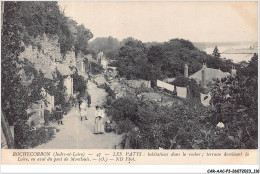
18,34,79,127
19,34,77,79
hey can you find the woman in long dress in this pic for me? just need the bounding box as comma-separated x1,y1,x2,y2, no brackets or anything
94,106,104,134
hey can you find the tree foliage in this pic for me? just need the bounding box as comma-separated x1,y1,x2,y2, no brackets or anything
212,46,221,58
117,40,149,80
72,71,87,98
210,55,258,148
2,1,92,148
89,36,120,55
113,38,235,81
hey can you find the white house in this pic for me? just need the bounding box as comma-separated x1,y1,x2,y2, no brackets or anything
188,63,236,106
41,89,55,112
56,63,75,96
76,56,86,74
97,51,104,63
64,76,74,96
101,58,108,70
189,63,230,87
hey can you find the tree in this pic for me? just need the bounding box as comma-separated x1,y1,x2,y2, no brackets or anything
74,24,93,57
212,46,220,58
210,56,258,148
2,1,94,148
89,36,120,54
72,71,87,98
147,45,164,87
117,40,148,80
1,1,31,127
52,69,66,107
121,37,139,46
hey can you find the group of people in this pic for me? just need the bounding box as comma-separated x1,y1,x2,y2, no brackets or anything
55,94,92,125
55,94,108,135
77,95,107,134
78,99,106,134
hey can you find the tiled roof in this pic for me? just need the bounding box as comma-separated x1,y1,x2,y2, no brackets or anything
190,68,230,82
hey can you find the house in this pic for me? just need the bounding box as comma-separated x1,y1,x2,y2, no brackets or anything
41,88,55,112
163,78,175,83
25,88,55,128
97,51,104,63
189,63,231,87
76,57,85,74
56,63,75,96
64,76,74,96
96,51,109,70
101,58,108,70
85,54,92,73
187,63,236,106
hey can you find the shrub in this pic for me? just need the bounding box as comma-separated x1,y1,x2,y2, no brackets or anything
209,75,258,149
73,72,87,98
107,96,139,123
171,76,189,87
15,124,55,149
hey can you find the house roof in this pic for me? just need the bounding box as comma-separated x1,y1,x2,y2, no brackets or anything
190,67,230,82
163,78,175,83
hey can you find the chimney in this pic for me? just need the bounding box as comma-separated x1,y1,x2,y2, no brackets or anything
184,63,188,78
201,63,206,87
231,66,237,77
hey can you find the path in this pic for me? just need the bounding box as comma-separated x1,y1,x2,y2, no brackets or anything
35,80,122,149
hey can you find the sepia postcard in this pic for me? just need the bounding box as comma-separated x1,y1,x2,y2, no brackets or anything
1,0,259,171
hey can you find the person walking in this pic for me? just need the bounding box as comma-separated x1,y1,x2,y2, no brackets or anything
80,100,88,121
87,95,91,108
94,106,104,134
56,104,64,125
77,98,82,110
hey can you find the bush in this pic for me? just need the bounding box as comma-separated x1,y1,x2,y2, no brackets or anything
107,96,139,123
107,94,246,149
15,124,55,149
171,76,189,87
209,75,258,149
115,119,135,134
44,110,55,123
91,62,104,75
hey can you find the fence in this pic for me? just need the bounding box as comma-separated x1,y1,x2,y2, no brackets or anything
157,80,187,99
176,86,187,99
157,80,174,91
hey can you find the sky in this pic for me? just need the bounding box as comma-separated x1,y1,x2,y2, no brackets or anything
58,1,258,43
